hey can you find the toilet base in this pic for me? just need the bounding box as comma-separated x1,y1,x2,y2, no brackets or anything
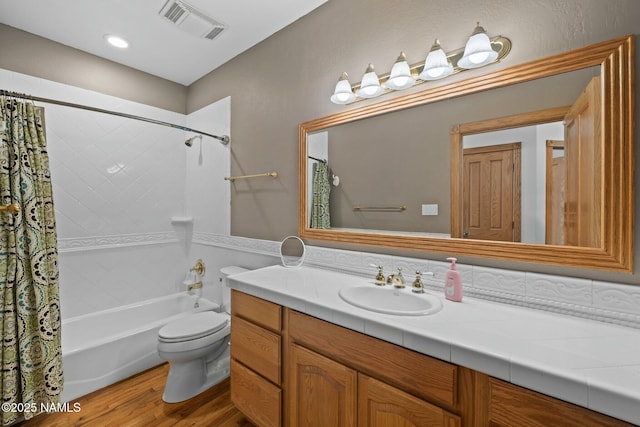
162,354,230,403
159,334,231,404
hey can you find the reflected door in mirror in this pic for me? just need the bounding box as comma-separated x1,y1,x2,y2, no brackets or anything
463,143,521,242
545,140,565,244
563,76,601,248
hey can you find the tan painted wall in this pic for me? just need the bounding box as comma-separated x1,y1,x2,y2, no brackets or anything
187,0,640,283
0,24,187,113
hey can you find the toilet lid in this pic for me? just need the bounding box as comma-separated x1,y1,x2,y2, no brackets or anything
158,311,228,341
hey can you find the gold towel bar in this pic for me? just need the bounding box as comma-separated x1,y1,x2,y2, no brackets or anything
0,203,20,214
224,172,278,182
353,205,406,212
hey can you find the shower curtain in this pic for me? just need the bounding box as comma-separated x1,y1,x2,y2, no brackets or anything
310,161,331,229
0,97,62,425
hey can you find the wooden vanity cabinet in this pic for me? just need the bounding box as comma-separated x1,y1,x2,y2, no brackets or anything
230,290,283,427
230,291,633,427
286,309,462,427
476,375,635,427
289,343,358,426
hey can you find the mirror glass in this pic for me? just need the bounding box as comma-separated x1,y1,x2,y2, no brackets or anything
307,67,598,242
280,235,306,268
300,36,633,272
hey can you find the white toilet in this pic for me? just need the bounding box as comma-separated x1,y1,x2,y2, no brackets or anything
157,265,248,403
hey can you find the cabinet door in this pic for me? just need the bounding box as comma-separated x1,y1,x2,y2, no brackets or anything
289,344,357,427
358,374,461,427
485,377,633,427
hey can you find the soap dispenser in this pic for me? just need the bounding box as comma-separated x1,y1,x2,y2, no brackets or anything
444,257,463,302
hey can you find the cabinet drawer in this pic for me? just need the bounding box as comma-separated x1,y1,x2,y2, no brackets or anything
288,309,458,407
232,290,281,332
231,315,281,384
231,359,281,427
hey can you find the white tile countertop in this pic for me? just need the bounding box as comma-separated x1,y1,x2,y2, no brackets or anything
228,265,640,425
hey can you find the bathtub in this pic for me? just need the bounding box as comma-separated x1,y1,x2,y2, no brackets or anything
61,292,218,402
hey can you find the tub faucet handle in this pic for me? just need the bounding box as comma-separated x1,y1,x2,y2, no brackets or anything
191,259,206,277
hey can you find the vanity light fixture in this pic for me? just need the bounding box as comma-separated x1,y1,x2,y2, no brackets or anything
386,52,416,90
356,64,384,98
330,72,356,104
419,39,453,80
458,22,499,69
330,23,510,105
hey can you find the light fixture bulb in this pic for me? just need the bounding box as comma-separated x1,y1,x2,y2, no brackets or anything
104,34,129,49
330,72,356,104
386,52,415,90
356,64,384,98
458,22,498,69
419,39,453,80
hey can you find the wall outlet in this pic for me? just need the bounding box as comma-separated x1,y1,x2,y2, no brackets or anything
421,204,438,216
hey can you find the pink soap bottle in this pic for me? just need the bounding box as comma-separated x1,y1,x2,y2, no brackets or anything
444,257,463,302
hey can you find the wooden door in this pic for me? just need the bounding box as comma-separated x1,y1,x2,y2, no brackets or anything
289,344,357,427
563,76,602,248
462,143,521,241
545,140,565,244
358,374,460,427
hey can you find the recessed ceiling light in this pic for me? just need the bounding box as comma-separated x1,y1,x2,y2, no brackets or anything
104,34,129,49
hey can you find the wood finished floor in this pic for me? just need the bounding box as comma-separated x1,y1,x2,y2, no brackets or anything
20,363,255,427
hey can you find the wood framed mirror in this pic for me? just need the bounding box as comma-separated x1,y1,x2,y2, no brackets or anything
299,35,634,272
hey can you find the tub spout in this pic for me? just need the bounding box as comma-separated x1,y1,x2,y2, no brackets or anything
187,281,203,292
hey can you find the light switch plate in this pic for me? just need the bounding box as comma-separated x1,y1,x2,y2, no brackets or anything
421,204,438,216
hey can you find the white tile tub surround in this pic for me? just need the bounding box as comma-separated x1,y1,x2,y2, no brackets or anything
185,97,231,237
0,69,231,319
57,242,187,318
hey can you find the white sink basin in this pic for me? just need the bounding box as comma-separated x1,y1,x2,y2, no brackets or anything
338,286,443,316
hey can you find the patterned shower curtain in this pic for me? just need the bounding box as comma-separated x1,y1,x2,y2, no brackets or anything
0,97,62,425
310,161,331,229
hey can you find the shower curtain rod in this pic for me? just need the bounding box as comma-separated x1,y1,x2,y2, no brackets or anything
0,90,230,145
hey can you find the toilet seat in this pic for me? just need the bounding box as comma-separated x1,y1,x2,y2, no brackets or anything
159,311,228,343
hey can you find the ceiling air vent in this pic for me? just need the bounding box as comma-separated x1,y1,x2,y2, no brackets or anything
158,0,226,40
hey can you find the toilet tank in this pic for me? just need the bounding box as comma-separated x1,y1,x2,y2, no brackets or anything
220,266,249,314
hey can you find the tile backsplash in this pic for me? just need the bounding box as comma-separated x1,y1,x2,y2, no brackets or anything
193,233,640,329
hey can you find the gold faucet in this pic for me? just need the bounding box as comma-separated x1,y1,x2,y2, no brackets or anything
374,265,386,286
191,259,206,276
412,271,423,293
188,281,203,292
392,268,405,288
412,271,434,293
185,259,206,293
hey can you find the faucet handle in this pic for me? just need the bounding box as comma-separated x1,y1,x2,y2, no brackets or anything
412,271,433,293
191,259,206,277
412,271,423,293
370,264,386,286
